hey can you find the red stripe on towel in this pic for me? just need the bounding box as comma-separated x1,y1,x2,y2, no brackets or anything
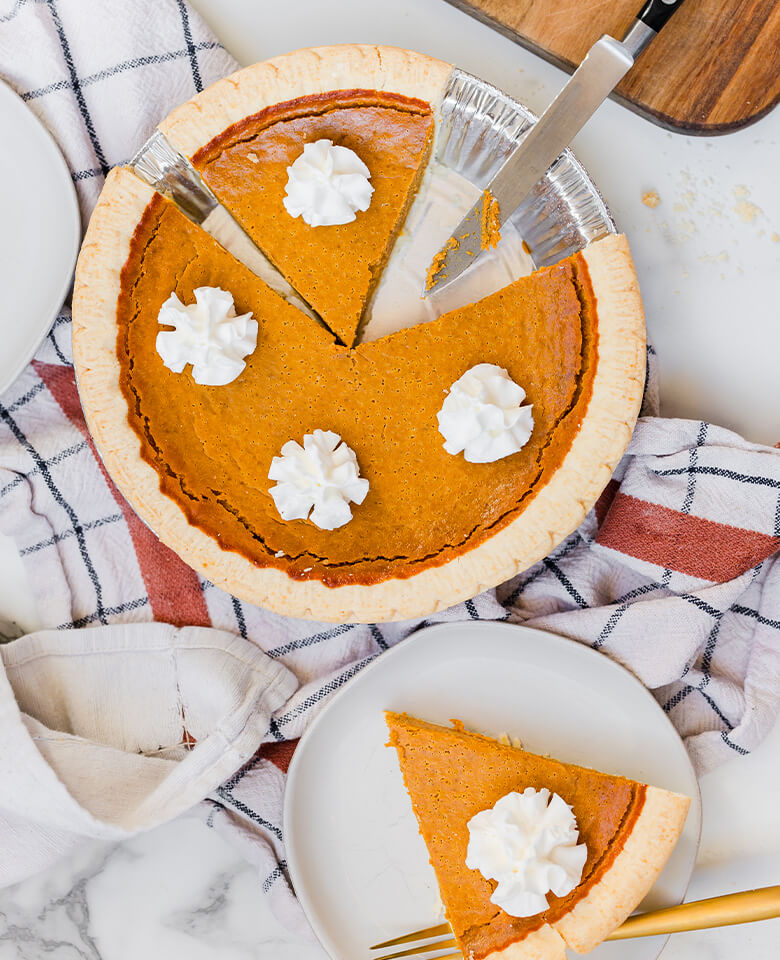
257,739,299,773
595,479,620,527
34,362,211,627
597,491,780,582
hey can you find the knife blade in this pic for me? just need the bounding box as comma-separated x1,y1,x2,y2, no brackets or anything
131,131,327,329
425,0,688,296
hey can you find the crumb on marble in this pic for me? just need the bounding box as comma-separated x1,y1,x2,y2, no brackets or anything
735,200,760,223
698,251,729,264
733,185,762,223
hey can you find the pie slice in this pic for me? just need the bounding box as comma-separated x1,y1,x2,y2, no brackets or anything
158,47,451,347
385,713,690,960
188,91,434,346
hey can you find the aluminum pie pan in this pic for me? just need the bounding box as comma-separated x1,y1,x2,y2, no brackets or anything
366,65,618,342
436,67,616,264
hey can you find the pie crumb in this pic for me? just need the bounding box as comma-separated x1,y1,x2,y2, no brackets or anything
642,191,660,209
426,235,458,290
733,185,761,223
480,189,502,250
735,199,760,223
246,152,259,164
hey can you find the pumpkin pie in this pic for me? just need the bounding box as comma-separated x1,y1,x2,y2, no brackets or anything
385,713,690,960
72,45,646,622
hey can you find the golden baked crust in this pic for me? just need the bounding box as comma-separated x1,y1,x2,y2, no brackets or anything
158,45,453,157
473,787,691,959
484,926,567,960
554,785,691,953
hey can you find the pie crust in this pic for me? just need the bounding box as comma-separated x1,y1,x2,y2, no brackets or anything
73,46,646,622
157,44,453,157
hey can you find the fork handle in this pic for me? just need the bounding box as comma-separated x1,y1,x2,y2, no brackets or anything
606,885,780,940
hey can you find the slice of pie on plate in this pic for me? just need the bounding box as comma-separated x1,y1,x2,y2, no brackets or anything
72,45,646,622
385,712,690,960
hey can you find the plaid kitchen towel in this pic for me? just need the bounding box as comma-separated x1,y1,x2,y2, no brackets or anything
1,0,780,926
0,0,236,221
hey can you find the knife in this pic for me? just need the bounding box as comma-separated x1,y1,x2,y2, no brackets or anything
425,0,688,296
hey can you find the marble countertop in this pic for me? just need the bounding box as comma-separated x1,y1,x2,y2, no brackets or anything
1,1,779,958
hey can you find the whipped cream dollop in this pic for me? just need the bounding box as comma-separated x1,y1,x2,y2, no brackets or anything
437,363,534,463
268,430,369,530
466,788,588,918
283,139,374,227
156,287,258,387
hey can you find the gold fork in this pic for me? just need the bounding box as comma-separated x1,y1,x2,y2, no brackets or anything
370,884,780,959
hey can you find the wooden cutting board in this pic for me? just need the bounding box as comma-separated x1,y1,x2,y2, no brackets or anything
444,0,780,134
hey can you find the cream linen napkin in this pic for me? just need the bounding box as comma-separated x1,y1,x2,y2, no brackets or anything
0,622,297,889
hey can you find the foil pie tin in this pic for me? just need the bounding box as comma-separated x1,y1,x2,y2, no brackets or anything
437,67,616,265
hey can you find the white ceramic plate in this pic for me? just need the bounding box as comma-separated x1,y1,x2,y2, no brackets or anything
0,78,80,395
285,621,701,960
